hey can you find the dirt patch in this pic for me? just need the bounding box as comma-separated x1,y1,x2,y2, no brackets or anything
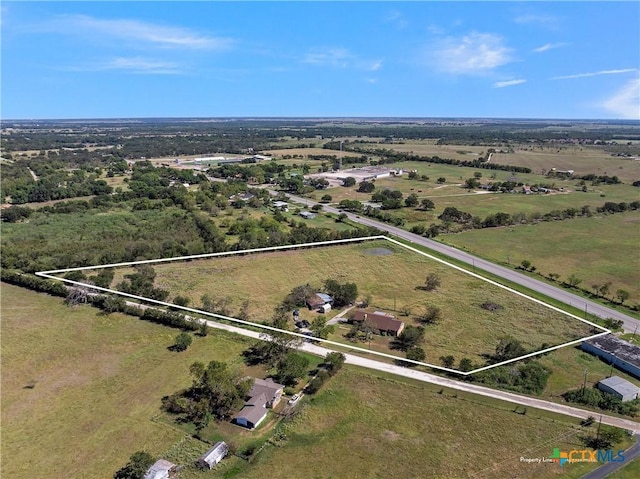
382,430,401,441
364,247,393,256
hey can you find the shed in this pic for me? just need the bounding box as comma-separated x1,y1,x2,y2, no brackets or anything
597,376,640,402
197,441,229,469
299,211,316,219
143,459,177,479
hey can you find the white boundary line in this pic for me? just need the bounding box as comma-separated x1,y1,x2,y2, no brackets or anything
36,235,609,375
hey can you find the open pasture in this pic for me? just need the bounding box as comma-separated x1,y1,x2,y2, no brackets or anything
109,239,595,368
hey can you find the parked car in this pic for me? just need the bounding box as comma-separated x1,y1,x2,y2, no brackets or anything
288,393,301,405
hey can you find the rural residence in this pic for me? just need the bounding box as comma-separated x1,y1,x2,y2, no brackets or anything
351,310,405,336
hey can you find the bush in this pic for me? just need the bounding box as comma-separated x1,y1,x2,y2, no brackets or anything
173,332,193,352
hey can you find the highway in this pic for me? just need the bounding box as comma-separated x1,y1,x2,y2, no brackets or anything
284,192,640,333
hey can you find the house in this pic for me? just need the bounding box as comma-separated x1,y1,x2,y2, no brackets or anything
597,376,640,402
197,441,229,469
250,378,284,408
229,192,255,203
272,200,289,211
581,335,640,379
233,377,285,430
306,293,334,310
143,459,177,479
351,310,405,336
299,211,316,219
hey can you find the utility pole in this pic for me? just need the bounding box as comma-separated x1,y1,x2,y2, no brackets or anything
582,369,588,397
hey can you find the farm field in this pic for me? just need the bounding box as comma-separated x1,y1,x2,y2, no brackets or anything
440,212,640,306
228,366,631,479
0,282,259,479
106,239,595,368
3,285,631,479
354,141,640,183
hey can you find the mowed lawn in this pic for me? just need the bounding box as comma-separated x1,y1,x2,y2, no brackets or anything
115,239,593,366
440,212,640,306
0,283,252,479
232,366,627,479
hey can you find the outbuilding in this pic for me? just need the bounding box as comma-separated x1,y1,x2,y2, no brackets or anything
597,376,640,402
197,441,229,469
143,459,177,479
581,335,640,379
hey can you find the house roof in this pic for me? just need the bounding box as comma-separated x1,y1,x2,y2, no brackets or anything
598,376,640,396
307,293,333,308
200,441,228,465
584,335,640,368
143,459,176,479
250,378,284,404
234,403,267,426
352,310,404,333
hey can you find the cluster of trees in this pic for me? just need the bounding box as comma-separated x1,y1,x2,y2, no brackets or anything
116,265,169,302
323,278,358,307
163,360,253,430
305,352,346,394
563,387,639,417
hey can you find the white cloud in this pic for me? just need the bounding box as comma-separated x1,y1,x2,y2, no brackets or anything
513,13,560,29
366,60,384,72
602,78,640,119
430,32,513,75
303,48,351,68
40,14,233,50
64,57,181,75
553,69,637,80
533,42,566,53
494,79,527,88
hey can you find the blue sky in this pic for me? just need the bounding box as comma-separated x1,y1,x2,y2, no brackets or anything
2,1,639,120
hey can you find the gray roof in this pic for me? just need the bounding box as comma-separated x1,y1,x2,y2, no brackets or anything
584,335,640,368
234,403,267,426
250,378,284,404
598,376,640,396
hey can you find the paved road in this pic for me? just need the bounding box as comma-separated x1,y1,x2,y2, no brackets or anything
284,192,639,333
582,434,640,478
187,311,639,432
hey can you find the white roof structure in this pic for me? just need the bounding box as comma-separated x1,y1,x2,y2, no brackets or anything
199,441,228,469
143,459,176,479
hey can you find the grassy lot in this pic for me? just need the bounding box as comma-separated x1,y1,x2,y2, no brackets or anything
607,457,640,479
356,141,640,183
223,366,632,479
439,212,640,306
0,282,257,479
2,283,633,479
109,239,593,367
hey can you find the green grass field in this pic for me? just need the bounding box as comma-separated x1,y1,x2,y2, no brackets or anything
439,212,640,306
225,366,631,479
0,282,257,479
107,239,594,368
2,283,633,479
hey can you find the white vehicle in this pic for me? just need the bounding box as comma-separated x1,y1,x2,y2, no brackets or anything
288,393,301,405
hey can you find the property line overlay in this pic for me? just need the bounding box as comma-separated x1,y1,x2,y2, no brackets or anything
37,235,610,375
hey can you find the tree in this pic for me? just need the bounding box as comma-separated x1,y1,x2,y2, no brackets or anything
439,355,455,368
436,177,446,184
311,203,323,212
598,282,612,298
417,305,441,325
199,321,209,337
423,273,441,291
406,346,426,362
320,194,332,203
494,337,526,362
404,193,419,208
114,451,155,479
174,332,193,352
520,260,532,271
459,358,474,372
392,325,424,351
276,352,310,386
173,295,190,307
421,198,435,210
311,315,335,339
324,352,346,376
616,289,630,304
324,278,358,307
357,181,375,193
566,273,583,288
342,177,356,187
